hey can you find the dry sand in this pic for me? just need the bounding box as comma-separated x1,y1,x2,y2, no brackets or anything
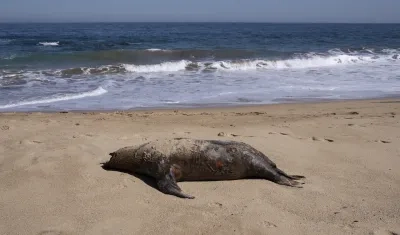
0,99,399,235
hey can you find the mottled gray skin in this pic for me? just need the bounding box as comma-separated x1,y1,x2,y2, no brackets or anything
102,138,305,199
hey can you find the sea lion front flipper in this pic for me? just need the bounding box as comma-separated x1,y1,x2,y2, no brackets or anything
156,169,195,199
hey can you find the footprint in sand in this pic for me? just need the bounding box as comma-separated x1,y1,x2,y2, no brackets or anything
218,132,255,138
30,155,40,165
371,229,399,235
269,131,334,143
117,134,143,140
117,136,129,140
257,221,277,228
218,132,237,137
84,218,138,235
208,202,223,208
37,229,69,235
19,140,43,145
118,176,136,189
1,125,10,130
268,132,291,136
173,131,192,135
40,119,55,124
12,153,44,171
347,111,359,115
310,136,334,142
72,134,97,139
269,131,299,139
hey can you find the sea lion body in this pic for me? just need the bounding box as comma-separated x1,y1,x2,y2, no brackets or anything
103,138,305,199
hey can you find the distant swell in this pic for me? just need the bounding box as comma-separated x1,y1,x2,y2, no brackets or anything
0,87,107,109
0,49,261,64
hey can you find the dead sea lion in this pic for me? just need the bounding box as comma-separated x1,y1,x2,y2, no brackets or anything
102,138,305,199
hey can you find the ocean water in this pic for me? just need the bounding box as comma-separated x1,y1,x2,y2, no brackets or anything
0,23,399,111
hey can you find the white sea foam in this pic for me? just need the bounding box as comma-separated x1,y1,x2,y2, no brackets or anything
203,53,397,71
145,48,171,52
146,48,162,51
38,41,59,46
123,60,190,73
164,101,180,104
0,87,107,109
267,54,374,69
382,48,400,54
120,52,398,74
145,48,172,52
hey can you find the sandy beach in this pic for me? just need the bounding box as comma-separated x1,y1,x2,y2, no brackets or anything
0,99,399,235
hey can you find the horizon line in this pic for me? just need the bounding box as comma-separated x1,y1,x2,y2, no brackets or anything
1,21,400,24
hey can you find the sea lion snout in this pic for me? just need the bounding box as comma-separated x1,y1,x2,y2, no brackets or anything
101,161,111,170
101,152,117,169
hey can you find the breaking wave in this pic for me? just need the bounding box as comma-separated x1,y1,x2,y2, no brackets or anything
1,49,398,79
0,87,107,109
123,60,190,73
3,48,398,68
121,50,399,73
201,54,390,71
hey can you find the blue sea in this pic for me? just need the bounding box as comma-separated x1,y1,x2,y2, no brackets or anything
0,23,399,111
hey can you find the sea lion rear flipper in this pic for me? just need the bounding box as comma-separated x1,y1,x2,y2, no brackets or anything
271,167,304,187
276,176,304,188
275,168,305,180
156,169,195,199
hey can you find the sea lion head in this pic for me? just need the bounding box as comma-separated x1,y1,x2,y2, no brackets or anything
101,146,140,172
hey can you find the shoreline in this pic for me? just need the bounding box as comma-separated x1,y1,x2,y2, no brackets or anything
2,96,400,114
